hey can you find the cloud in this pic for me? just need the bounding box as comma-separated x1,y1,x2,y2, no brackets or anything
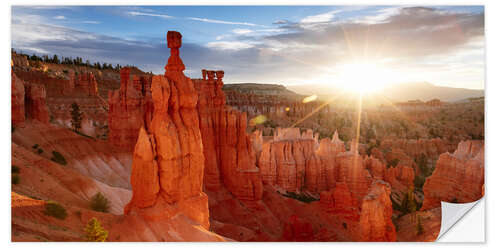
123,8,262,27
273,19,288,25
187,17,260,26
127,11,172,19
11,6,484,89
206,41,255,50
263,7,484,59
232,28,253,35
53,15,65,20
82,20,101,24
300,10,341,23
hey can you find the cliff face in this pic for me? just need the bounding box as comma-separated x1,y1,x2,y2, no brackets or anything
194,70,262,201
421,140,484,210
121,31,221,241
70,71,99,96
12,72,25,127
257,128,322,193
24,82,50,124
108,67,153,151
360,180,396,242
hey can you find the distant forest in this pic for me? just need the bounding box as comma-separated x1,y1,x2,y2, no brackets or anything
12,49,136,71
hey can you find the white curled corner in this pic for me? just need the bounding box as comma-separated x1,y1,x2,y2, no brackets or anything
437,198,484,242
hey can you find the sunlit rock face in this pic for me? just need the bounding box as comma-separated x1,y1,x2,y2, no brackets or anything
320,182,360,221
123,31,211,238
258,127,320,193
193,69,262,201
359,180,396,242
384,165,415,193
12,72,26,127
421,140,484,210
108,67,153,151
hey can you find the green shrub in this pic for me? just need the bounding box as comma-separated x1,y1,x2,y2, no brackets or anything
12,165,20,174
44,201,67,220
85,217,108,242
90,192,110,213
32,144,39,149
12,174,20,185
37,148,44,154
51,151,67,165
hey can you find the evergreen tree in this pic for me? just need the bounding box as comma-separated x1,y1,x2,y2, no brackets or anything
84,217,108,242
70,102,83,132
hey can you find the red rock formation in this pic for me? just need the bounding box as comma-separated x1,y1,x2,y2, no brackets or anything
258,128,321,193
124,31,210,235
63,70,76,95
320,182,360,220
11,52,29,69
108,67,153,151
75,72,99,96
11,72,25,127
194,69,262,201
282,214,314,241
335,149,372,202
24,82,50,124
421,140,484,210
314,130,345,191
364,155,385,180
384,165,415,192
380,138,453,161
359,180,396,242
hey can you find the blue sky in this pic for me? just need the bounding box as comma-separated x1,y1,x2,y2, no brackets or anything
11,5,484,89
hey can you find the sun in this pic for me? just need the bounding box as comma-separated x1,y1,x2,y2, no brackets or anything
337,62,388,94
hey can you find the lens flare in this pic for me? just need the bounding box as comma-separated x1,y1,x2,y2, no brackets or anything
302,95,318,103
249,115,267,126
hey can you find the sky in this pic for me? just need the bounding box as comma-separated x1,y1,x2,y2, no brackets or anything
11,5,484,90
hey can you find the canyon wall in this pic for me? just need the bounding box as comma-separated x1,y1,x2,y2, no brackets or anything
108,67,153,151
12,71,25,127
421,140,484,210
12,69,51,125
359,180,396,241
193,70,262,201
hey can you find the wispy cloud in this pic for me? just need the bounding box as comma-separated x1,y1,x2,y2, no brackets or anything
232,28,253,35
188,17,259,26
206,41,255,50
300,10,341,23
273,19,288,25
127,11,172,19
53,15,65,20
82,20,101,24
124,9,261,27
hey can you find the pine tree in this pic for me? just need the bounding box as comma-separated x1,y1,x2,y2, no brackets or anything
84,217,108,242
407,186,417,214
70,102,83,132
